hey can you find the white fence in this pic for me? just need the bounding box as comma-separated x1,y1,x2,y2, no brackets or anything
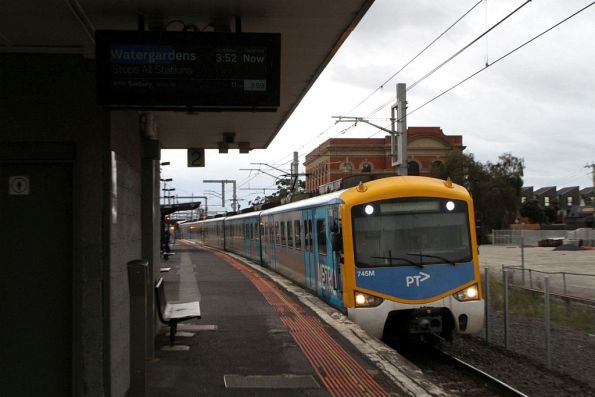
491,228,595,246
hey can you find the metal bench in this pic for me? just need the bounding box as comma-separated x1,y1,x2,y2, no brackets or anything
155,277,201,346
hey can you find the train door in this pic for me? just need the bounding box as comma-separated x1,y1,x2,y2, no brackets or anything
314,206,343,308
244,221,251,257
303,209,316,290
261,219,270,266
269,217,278,270
257,219,263,265
329,205,343,307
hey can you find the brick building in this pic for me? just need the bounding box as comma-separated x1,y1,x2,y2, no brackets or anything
303,127,464,193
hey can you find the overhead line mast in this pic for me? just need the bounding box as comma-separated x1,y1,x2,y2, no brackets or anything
333,83,408,176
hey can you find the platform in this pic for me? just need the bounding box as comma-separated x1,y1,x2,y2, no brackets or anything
147,240,444,397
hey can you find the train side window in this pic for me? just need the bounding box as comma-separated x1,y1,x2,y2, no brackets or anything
294,220,302,250
287,221,293,248
317,218,327,255
275,222,280,245
281,222,287,246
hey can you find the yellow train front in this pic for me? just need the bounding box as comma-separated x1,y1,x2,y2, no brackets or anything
340,176,484,343
180,176,484,344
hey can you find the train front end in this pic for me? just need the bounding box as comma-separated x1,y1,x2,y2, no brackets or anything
341,177,484,343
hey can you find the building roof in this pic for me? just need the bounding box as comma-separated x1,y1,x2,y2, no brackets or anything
534,186,556,196
521,186,533,193
557,186,579,196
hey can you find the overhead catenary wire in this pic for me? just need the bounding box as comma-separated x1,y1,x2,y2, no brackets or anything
366,0,594,127
363,1,595,140
345,0,484,115
404,1,595,121
407,0,532,91
272,1,484,167
274,1,594,190
364,0,533,120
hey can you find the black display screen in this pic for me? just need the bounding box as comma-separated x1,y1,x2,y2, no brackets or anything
96,30,280,108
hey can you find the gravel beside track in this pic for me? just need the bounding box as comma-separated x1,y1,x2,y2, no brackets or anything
442,312,595,396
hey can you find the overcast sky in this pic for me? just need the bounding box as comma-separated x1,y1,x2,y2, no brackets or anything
162,0,595,212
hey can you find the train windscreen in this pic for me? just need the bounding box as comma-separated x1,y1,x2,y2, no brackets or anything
351,198,472,268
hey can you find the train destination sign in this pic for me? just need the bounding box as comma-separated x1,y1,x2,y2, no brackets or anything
96,30,280,108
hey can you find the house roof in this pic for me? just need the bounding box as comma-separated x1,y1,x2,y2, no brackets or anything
534,186,556,196
557,186,579,196
521,186,533,193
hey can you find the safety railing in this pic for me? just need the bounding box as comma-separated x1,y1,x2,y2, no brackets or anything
491,228,594,247
481,266,595,374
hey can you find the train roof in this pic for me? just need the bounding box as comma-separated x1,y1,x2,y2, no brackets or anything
260,190,345,216
223,210,262,221
195,176,470,223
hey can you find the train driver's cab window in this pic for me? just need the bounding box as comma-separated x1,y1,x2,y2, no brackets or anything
294,220,302,250
352,198,472,267
317,218,327,255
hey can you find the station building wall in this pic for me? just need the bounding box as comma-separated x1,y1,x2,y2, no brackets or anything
0,53,149,396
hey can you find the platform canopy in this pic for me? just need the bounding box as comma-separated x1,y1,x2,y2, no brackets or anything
0,0,374,151
161,202,200,217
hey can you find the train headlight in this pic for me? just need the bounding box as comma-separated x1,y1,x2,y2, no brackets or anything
454,284,479,301
354,291,383,307
364,205,375,215
445,201,455,211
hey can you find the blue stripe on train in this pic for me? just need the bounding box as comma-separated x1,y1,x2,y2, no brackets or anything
355,262,475,301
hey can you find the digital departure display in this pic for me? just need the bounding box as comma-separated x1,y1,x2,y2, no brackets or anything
379,201,440,214
96,30,280,108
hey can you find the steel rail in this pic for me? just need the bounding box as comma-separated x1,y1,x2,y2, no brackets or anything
437,349,528,397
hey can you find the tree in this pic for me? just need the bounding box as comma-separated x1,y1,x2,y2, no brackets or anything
430,151,525,243
520,199,546,223
544,203,559,224
254,177,305,207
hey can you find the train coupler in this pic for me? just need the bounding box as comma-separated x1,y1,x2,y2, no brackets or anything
408,307,444,334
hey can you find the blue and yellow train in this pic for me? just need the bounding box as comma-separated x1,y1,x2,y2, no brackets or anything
179,176,484,342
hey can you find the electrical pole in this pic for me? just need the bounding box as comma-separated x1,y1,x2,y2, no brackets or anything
587,162,595,210
334,83,408,175
396,83,408,176
291,152,299,194
203,180,238,212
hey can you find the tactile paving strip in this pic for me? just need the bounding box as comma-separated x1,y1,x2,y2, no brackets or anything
210,249,389,397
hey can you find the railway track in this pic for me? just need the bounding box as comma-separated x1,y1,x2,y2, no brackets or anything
396,343,528,397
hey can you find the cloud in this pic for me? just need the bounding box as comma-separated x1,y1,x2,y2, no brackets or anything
167,0,595,204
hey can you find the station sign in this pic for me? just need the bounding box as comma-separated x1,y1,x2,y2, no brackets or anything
96,30,280,109
187,148,205,167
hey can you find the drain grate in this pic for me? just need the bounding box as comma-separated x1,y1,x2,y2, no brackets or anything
224,374,320,389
